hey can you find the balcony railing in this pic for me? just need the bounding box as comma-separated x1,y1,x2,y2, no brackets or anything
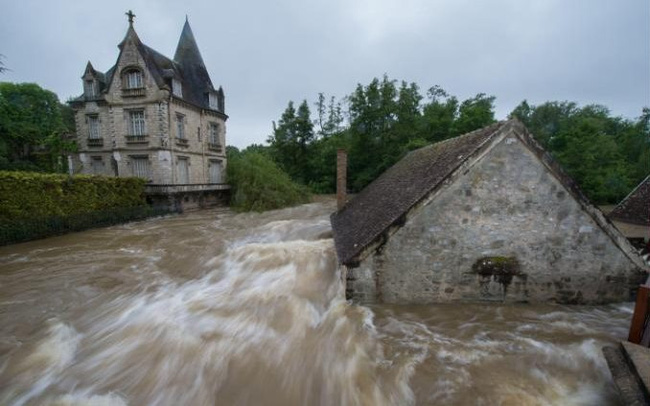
87,137,103,147
176,138,189,147
208,143,223,153
125,135,149,144
144,183,230,195
122,87,146,97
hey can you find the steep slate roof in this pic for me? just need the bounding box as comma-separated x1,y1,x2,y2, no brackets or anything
609,175,650,226
72,19,224,114
331,121,507,266
172,19,217,110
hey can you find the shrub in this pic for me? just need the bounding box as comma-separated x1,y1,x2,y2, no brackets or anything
227,151,310,212
0,171,147,222
0,172,155,244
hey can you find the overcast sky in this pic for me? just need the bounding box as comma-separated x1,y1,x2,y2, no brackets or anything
1,0,648,148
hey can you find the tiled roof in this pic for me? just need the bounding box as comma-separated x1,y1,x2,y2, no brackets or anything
330,121,507,266
609,175,650,226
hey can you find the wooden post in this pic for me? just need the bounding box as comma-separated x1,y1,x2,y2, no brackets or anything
628,285,650,345
337,149,347,211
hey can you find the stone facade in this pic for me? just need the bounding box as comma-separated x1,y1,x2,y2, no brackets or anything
70,18,227,186
344,125,646,304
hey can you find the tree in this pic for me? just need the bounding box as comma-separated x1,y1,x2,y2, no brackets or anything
267,100,315,184
452,93,496,136
509,100,648,204
420,85,458,143
0,82,75,172
0,55,7,74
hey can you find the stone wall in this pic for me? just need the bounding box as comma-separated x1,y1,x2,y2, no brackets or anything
348,134,646,304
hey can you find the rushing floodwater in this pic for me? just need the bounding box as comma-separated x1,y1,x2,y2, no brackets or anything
0,200,631,405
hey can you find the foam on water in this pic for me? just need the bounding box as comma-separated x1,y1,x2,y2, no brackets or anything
0,201,635,405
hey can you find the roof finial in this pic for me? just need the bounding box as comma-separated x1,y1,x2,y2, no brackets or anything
185,14,189,23
126,10,136,25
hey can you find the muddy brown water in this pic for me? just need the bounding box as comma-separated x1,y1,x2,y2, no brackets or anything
0,200,630,405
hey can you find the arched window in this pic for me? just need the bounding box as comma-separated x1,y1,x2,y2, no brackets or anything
123,68,143,89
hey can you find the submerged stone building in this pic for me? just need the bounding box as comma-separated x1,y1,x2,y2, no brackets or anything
70,13,228,208
331,120,648,304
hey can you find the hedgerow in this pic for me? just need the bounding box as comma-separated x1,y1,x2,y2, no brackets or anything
0,171,147,221
0,172,155,244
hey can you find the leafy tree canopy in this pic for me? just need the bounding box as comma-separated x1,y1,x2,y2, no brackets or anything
0,82,75,172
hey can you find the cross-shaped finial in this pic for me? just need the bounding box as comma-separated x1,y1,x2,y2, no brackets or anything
126,10,136,25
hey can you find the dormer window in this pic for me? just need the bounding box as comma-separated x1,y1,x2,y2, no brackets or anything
84,80,96,97
208,92,218,110
124,68,143,89
172,79,182,97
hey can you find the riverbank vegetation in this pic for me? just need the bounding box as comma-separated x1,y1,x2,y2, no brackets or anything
0,82,76,173
258,75,649,205
226,148,310,212
0,172,166,245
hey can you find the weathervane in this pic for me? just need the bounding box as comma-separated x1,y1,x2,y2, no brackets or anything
126,10,136,25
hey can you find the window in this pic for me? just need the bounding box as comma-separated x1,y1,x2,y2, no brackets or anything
91,156,103,174
131,156,150,179
177,157,189,183
128,110,146,136
84,80,96,97
208,123,220,145
208,92,218,110
88,115,100,139
124,69,143,89
176,114,185,139
209,160,222,183
172,79,182,97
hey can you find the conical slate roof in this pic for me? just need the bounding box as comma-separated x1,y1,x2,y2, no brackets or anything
173,19,216,108
609,175,650,226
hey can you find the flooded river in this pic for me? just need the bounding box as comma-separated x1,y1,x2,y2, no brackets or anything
0,200,630,405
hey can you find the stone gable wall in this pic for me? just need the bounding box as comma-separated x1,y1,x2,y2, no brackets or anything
348,134,646,304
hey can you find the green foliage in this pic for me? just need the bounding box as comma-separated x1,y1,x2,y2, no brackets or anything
0,82,76,173
0,206,169,246
227,150,310,212
266,76,497,194
0,171,153,244
0,171,147,222
510,100,650,204
268,100,315,184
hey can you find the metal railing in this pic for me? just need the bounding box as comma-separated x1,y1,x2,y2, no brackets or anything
87,137,104,147
122,88,146,97
125,135,149,144
144,183,230,194
208,143,223,153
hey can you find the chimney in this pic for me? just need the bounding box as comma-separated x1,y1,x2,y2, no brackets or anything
337,149,347,210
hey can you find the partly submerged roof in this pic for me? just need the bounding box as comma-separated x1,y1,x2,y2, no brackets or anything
331,119,647,270
609,175,650,226
331,121,508,266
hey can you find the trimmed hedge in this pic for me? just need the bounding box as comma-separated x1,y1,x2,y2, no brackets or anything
0,172,165,245
0,206,172,245
0,171,147,221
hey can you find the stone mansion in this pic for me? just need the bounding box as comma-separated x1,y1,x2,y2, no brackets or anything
70,13,227,186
